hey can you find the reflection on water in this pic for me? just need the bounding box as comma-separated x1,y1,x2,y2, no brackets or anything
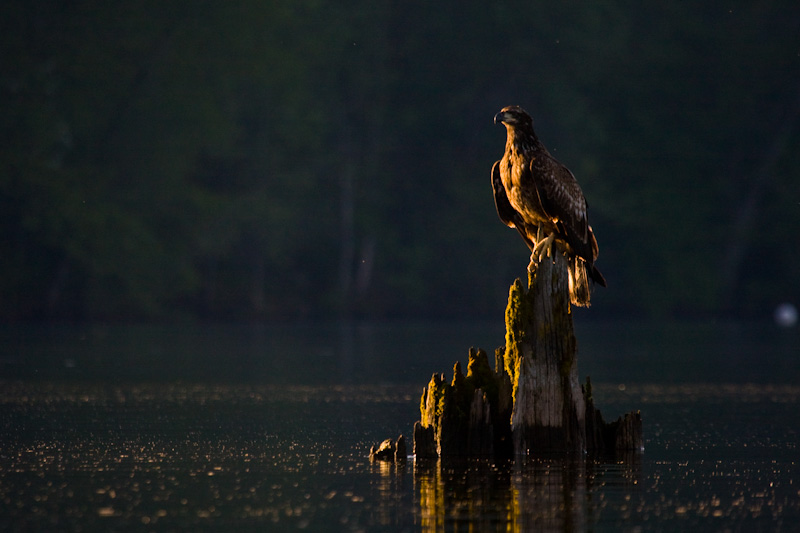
423,457,642,531
404,385,799,532
2,381,797,531
412,457,640,532
415,459,514,530
0,322,798,531
0,383,417,531
412,455,644,531
411,450,799,532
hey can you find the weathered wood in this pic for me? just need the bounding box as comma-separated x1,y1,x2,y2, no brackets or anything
414,348,513,458
370,434,408,462
411,248,643,459
504,251,586,453
583,377,643,453
613,411,644,452
412,421,437,459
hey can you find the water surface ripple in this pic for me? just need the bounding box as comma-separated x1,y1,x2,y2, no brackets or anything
1,381,798,531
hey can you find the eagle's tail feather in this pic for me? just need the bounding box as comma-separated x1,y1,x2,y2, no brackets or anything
568,256,592,307
567,256,606,307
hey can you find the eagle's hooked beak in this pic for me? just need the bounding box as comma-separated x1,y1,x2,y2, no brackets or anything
494,111,506,124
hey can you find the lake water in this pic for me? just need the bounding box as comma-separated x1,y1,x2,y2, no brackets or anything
1,320,798,531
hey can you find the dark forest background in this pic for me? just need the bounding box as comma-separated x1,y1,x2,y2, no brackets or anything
2,1,799,322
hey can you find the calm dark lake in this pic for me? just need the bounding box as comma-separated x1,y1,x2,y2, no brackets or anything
1,320,798,531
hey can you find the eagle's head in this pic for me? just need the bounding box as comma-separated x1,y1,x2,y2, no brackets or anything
494,105,533,128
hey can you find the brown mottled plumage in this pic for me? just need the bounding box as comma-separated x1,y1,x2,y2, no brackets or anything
492,105,606,306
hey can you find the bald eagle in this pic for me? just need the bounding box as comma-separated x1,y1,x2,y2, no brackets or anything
492,105,606,307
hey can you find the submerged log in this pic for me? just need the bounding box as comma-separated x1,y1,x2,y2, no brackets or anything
413,250,642,458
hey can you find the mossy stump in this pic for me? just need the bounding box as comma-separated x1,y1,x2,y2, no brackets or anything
413,251,642,458
414,348,513,458
506,252,586,453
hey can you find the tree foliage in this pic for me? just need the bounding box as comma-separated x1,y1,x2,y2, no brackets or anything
2,1,799,321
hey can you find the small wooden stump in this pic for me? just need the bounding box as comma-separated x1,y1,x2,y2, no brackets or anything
413,251,642,458
370,435,407,463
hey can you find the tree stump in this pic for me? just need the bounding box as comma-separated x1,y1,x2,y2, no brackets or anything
505,251,586,453
413,250,642,458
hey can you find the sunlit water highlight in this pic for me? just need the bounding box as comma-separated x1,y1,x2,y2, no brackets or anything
1,382,798,531
1,321,798,531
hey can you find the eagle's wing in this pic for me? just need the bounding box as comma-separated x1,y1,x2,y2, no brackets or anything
530,153,594,261
492,160,535,251
491,161,516,229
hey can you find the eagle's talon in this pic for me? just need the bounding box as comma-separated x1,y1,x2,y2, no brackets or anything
531,233,555,264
